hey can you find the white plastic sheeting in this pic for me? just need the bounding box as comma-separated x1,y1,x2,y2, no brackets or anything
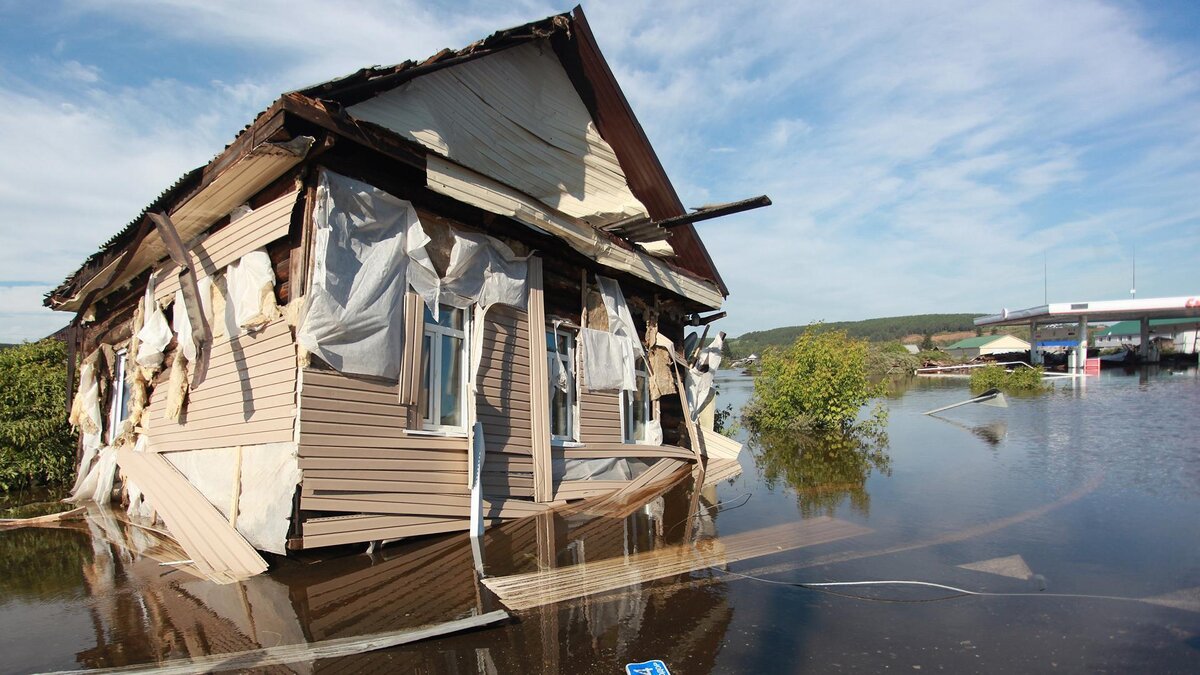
163,442,302,555
226,249,278,331
135,276,171,369
580,327,635,392
298,170,430,380
685,332,725,421
69,446,117,505
556,457,649,481
595,275,643,357
172,289,196,363
440,230,528,311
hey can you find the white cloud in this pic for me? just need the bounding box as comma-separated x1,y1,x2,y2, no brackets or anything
1,0,1198,341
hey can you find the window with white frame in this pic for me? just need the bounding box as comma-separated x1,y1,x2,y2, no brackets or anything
547,327,577,442
419,304,468,432
107,350,131,442
622,357,653,443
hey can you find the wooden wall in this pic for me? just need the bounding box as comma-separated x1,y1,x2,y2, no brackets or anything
144,318,297,453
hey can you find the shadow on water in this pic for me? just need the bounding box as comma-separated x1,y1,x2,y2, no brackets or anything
750,428,892,519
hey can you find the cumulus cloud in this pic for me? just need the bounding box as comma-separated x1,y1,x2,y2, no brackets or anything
1,0,1198,340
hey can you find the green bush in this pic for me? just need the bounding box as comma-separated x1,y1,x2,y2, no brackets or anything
744,325,887,433
969,364,1048,394
0,340,77,491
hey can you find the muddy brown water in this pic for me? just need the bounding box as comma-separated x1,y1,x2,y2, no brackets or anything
1,367,1199,673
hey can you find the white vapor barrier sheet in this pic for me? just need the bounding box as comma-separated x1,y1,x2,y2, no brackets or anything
595,275,643,357
581,327,635,392
136,275,171,369
226,248,277,331
69,446,117,505
686,333,725,420
164,443,302,555
298,170,433,380
440,230,529,311
172,289,196,363
556,457,650,481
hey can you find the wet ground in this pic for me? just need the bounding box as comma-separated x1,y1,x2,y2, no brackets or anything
2,366,1199,673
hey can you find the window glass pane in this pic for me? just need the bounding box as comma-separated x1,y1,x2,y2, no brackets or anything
440,335,462,427
419,334,432,421
546,331,557,352
437,306,464,330
550,383,569,437
632,371,648,440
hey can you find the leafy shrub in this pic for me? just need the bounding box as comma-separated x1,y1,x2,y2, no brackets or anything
744,325,887,433
866,342,920,377
969,364,1048,394
0,340,77,491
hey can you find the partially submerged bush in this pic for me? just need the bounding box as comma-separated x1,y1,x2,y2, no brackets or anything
744,325,887,433
866,342,920,377
969,364,1048,394
0,340,76,491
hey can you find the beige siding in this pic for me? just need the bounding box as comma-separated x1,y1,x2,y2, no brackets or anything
579,390,623,444
297,366,474,546
155,190,300,302
145,319,297,453
476,305,536,501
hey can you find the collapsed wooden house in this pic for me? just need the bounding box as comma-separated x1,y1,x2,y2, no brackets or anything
46,7,762,577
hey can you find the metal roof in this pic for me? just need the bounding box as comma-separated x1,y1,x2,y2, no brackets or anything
946,335,1027,349
976,295,1200,327
1096,318,1200,337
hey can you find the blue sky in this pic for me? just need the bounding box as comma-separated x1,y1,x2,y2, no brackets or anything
2,0,1199,342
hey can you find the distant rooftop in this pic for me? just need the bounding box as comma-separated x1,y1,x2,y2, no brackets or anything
1096,318,1200,337
976,295,1200,327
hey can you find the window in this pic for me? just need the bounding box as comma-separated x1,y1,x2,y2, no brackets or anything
107,350,131,442
547,327,577,442
622,358,653,443
420,305,467,432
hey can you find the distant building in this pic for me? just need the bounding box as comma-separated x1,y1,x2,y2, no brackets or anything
945,334,1031,359
1094,319,1200,354
902,344,920,354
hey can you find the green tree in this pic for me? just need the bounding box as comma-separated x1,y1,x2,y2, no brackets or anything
920,332,936,351
744,325,887,433
0,340,77,491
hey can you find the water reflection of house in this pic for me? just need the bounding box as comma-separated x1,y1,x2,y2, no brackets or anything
38,479,734,672
47,6,751,574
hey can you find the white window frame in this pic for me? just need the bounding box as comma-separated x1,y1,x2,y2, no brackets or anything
421,305,469,434
548,326,578,444
621,357,654,443
107,349,130,443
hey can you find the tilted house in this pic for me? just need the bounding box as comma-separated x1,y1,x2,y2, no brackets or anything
47,8,754,577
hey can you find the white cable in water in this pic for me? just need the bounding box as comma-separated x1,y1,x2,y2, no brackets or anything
715,567,1152,605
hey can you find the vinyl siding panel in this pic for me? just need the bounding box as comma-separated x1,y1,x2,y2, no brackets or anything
155,190,300,302
144,319,297,453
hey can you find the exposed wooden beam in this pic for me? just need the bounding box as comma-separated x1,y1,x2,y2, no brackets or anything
658,195,771,230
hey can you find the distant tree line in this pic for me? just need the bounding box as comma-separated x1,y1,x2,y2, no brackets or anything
727,313,985,358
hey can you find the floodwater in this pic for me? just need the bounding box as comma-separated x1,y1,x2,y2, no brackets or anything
2,367,1199,673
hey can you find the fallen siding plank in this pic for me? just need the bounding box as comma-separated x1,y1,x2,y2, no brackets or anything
48,609,510,675
483,518,870,610
115,448,267,584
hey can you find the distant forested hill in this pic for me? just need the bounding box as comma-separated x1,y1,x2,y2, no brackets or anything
727,313,985,357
